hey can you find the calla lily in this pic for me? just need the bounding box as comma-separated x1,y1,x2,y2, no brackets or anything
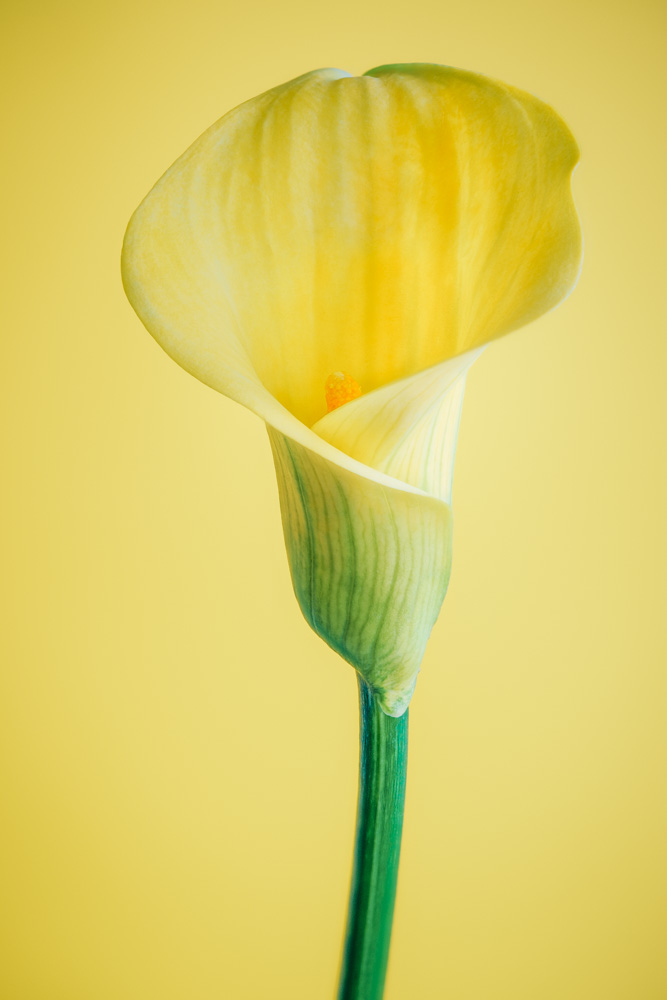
122,63,582,999
122,65,581,717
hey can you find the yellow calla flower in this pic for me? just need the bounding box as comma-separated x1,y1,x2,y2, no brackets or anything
122,64,582,716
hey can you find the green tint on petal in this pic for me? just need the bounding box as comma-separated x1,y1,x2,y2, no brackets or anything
268,429,453,716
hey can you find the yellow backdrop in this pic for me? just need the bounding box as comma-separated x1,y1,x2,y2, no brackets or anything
2,1,666,997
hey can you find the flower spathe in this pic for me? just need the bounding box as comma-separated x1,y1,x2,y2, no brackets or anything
122,64,582,715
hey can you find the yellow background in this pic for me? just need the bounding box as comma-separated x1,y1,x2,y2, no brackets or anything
2,1,666,997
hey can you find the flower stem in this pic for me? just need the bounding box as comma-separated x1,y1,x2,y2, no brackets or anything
337,676,409,1000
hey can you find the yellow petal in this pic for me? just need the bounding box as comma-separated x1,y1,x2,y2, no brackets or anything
121,65,582,715
122,65,581,429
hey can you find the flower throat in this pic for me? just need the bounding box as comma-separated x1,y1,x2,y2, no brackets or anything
325,371,362,412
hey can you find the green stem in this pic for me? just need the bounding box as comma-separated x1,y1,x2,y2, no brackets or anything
337,676,409,1000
